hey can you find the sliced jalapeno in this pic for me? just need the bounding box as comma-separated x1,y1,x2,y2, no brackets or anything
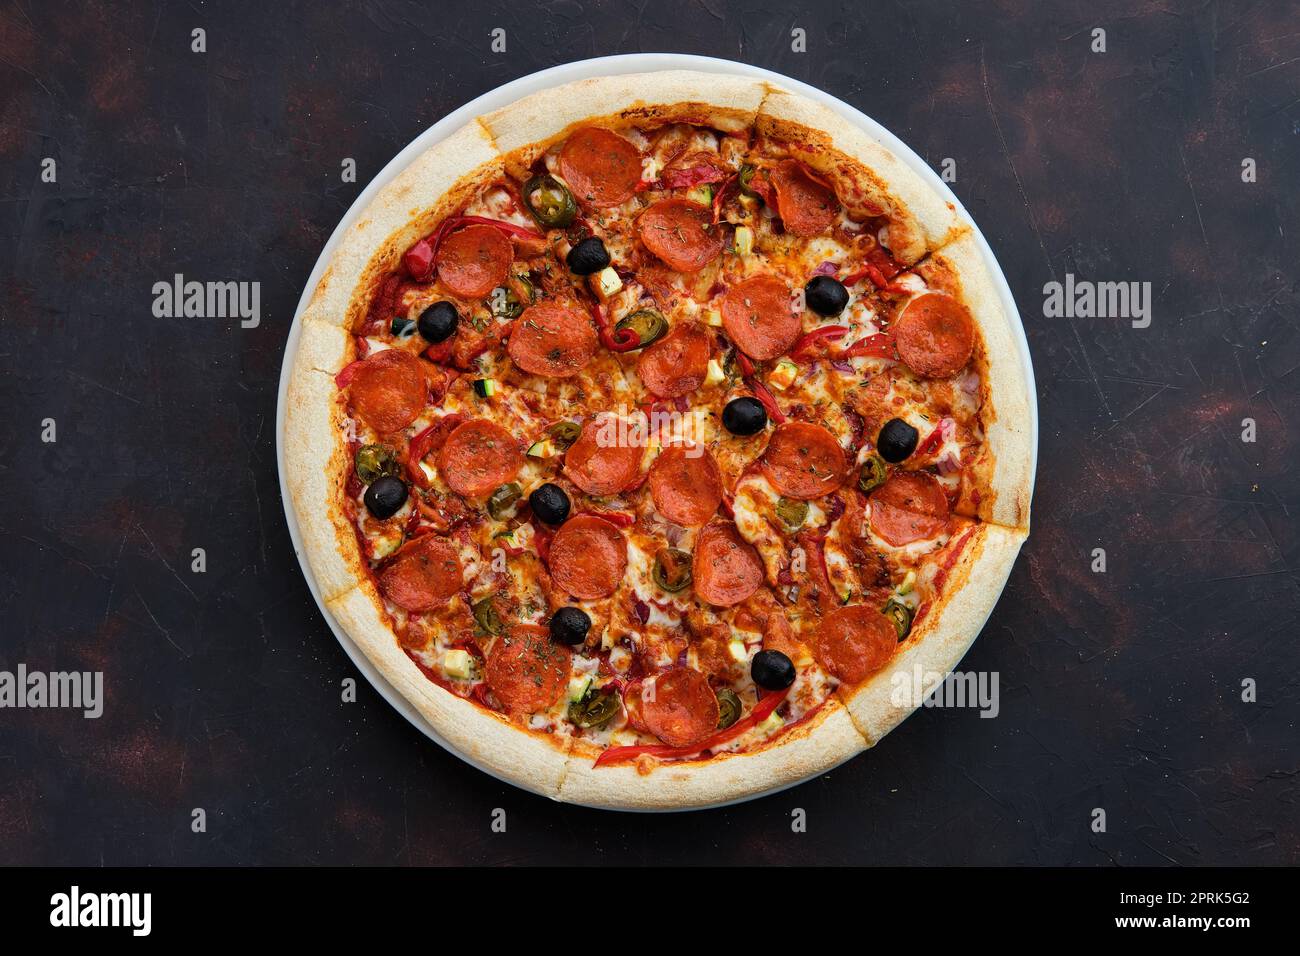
775,496,809,533
715,688,742,729
568,687,620,728
488,285,524,320
355,444,402,484
487,482,522,520
472,596,503,636
523,173,577,228
613,309,668,350
738,164,758,197
547,421,582,449
653,547,693,593
882,597,913,641
858,453,888,495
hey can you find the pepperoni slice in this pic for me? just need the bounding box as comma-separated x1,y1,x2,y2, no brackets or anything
438,418,523,497
641,667,719,747
378,535,463,612
485,624,570,714
692,520,764,607
868,471,950,546
563,417,644,496
770,160,839,237
348,348,428,433
436,224,512,299
636,322,711,398
892,292,976,378
558,126,642,208
761,421,847,500
721,275,801,360
636,199,724,273
507,301,598,378
813,605,897,684
547,514,628,599
650,445,723,527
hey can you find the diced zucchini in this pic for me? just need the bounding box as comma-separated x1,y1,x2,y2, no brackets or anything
704,308,723,327
897,570,916,595
472,379,496,398
687,184,714,206
567,675,593,703
728,639,749,663
443,649,474,680
768,359,798,391
527,439,558,458
703,358,726,387
733,225,754,256
590,266,623,302
756,710,785,735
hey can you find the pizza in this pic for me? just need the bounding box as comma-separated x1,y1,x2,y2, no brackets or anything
284,71,1033,809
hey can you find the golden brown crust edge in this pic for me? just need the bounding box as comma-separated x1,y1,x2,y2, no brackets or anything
916,232,1035,529
838,523,1027,742
559,701,867,810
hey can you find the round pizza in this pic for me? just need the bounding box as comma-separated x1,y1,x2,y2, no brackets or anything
283,71,1034,809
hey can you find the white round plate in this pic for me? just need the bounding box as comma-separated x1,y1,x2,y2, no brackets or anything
275,53,1039,812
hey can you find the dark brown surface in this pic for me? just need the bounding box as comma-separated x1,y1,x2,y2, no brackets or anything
1,0,1296,864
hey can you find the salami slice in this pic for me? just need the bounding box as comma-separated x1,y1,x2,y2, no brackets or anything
348,348,428,433
436,223,513,300
636,322,711,398
770,160,839,237
438,418,523,497
378,535,463,612
813,604,896,684
721,275,801,360
563,416,644,496
636,199,724,273
641,667,720,748
558,126,642,208
507,301,598,378
868,471,950,546
649,445,723,527
692,520,764,607
761,421,848,500
485,624,570,714
547,514,628,599
892,292,976,378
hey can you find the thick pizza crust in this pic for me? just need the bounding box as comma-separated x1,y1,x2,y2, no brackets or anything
755,87,966,264
559,701,867,810
916,233,1034,528
480,71,769,162
283,361,365,602
326,584,571,797
838,523,1027,742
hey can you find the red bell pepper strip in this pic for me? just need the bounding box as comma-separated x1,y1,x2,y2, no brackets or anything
789,324,848,360
334,359,365,389
594,686,792,767
406,414,465,487
843,332,894,360
732,351,787,423
577,509,636,528
914,424,944,459
588,300,640,352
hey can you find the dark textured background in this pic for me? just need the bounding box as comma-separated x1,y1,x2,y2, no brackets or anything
1,0,1296,865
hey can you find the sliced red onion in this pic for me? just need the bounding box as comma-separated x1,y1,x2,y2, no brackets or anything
937,452,962,476
673,395,690,413
812,260,838,276
939,417,956,442
825,494,846,523
665,523,684,546
829,358,854,373
958,370,980,396
632,597,650,625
